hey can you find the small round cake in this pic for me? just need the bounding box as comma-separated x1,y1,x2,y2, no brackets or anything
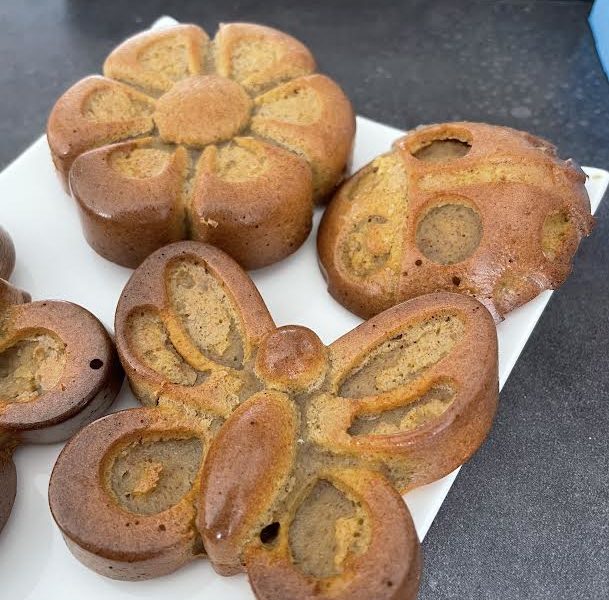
47,23,355,269
318,122,594,320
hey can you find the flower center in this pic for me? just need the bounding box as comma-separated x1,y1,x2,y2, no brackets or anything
154,75,252,147
255,326,327,393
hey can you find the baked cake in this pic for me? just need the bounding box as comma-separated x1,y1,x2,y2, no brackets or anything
0,226,123,534
47,23,355,269
318,122,594,320
49,240,498,599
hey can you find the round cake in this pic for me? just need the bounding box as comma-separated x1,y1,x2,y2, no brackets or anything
47,23,355,269
318,122,594,320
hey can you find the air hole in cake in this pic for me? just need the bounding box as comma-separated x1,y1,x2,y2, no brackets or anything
416,203,482,264
260,521,280,545
541,210,573,260
412,138,471,162
166,259,245,368
0,334,66,404
339,315,464,398
107,437,203,515
89,358,104,370
192,532,206,555
289,480,369,578
348,384,455,436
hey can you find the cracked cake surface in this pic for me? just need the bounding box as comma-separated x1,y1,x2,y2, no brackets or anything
47,23,355,269
318,122,594,320
49,240,499,600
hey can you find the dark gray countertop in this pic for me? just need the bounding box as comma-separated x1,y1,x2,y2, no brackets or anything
1,1,608,598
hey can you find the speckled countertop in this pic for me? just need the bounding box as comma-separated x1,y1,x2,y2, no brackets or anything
1,1,608,598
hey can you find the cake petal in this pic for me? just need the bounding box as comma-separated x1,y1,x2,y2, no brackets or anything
190,137,313,269
47,75,155,189
245,469,420,600
69,138,188,267
104,24,210,93
214,22,315,94
307,292,498,493
49,408,208,580
114,241,276,418
251,74,355,200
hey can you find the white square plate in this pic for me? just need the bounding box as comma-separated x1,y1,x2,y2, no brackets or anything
0,16,607,600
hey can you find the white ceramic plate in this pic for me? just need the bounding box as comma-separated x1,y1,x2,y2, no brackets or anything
0,16,607,600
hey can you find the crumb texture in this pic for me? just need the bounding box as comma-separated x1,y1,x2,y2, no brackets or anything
110,147,171,178
255,84,321,124
413,138,471,162
213,141,268,182
84,87,152,122
139,35,190,83
0,334,66,404
108,437,203,514
167,259,244,367
231,38,281,84
348,384,455,435
341,153,408,277
289,480,369,577
416,203,483,264
339,315,464,398
127,310,200,385
542,211,572,260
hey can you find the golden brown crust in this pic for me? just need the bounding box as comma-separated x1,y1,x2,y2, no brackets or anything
198,390,298,575
245,469,421,600
0,279,30,308
103,24,209,94
318,122,594,320
50,241,498,599
0,300,123,443
49,408,208,580
250,74,356,201
47,76,155,190
69,138,188,267
48,23,354,268
190,137,313,270
214,22,316,93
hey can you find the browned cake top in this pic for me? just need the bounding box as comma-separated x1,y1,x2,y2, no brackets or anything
47,23,355,269
49,241,499,600
318,122,594,320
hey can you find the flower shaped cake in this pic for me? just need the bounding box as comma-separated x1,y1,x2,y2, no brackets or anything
318,122,594,320
0,226,123,534
48,23,355,269
49,241,498,599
